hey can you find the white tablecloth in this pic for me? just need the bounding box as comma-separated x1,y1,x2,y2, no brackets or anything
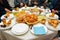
0,30,58,40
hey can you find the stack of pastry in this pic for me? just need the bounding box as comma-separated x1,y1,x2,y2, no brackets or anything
16,16,25,23
48,19,59,28
49,12,55,17
24,14,38,25
1,19,12,27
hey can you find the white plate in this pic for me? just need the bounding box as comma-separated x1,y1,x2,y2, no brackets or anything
45,21,60,31
46,13,59,19
11,23,29,35
30,23,48,35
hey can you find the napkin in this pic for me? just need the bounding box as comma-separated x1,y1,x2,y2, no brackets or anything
33,26,46,35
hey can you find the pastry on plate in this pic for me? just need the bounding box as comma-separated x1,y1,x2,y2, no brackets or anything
48,19,59,28
4,12,10,18
40,19,46,24
14,10,26,17
24,14,38,25
0,19,7,27
1,18,12,28
7,19,12,26
49,12,55,17
46,13,59,19
16,16,25,23
2,18,7,26
15,7,19,11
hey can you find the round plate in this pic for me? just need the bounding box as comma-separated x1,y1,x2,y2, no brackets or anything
11,23,29,35
45,21,59,31
30,23,48,35
46,13,59,19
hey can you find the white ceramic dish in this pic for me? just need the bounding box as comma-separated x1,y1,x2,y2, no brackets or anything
46,13,59,19
11,23,29,35
30,23,48,35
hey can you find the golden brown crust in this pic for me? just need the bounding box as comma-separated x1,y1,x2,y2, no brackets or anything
24,14,38,25
48,19,59,28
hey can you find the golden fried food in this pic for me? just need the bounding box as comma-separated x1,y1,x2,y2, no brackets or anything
52,24,57,28
54,20,59,24
14,10,26,17
41,19,46,24
1,18,12,27
48,19,52,24
2,19,7,25
7,19,12,26
25,14,38,25
15,7,19,11
49,13,55,17
48,19,59,28
16,16,25,23
14,12,20,17
4,12,10,18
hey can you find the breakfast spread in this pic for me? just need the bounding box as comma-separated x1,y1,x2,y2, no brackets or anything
0,6,59,32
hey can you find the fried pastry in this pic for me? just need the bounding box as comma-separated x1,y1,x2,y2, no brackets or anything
48,19,59,28
25,14,38,25
41,19,46,24
7,19,12,26
15,7,19,11
16,16,25,23
49,13,55,17
2,19,7,25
